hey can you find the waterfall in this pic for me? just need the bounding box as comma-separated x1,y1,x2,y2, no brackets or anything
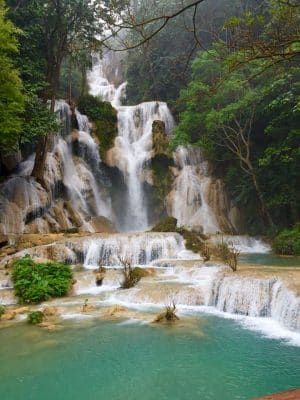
87,56,174,231
0,100,113,234
209,276,300,332
80,232,184,268
168,146,239,234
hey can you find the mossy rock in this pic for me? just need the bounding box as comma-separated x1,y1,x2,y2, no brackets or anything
77,95,118,159
152,217,206,255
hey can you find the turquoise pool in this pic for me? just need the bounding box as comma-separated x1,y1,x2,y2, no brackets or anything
0,315,299,400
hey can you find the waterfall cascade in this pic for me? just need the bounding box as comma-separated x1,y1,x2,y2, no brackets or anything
168,146,239,234
1,232,298,343
0,101,112,234
88,58,175,231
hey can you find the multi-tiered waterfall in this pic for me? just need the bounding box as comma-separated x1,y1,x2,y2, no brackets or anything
0,52,299,347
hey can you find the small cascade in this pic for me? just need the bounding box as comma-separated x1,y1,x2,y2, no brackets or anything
81,232,184,268
168,146,239,234
88,56,174,231
209,276,300,332
210,235,271,253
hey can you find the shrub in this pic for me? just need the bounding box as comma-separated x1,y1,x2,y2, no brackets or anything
12,256,73,304
213,239,239,272
0,305,5,319
118,256,147,289
154,300,179,323
273,225,300,255
27,311,44,325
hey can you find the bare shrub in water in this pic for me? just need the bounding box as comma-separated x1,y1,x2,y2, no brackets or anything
155,298,179,323
118,256,147,289
214,238,240,272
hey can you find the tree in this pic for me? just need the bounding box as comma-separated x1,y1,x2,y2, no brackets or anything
223,0,300,75
0,0,24,151
7,0,125,184
173,48,300,231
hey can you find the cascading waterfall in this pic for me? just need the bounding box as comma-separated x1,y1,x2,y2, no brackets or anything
168,146,240,234
0,231,299,340
0,100,112,234
87,56,175,231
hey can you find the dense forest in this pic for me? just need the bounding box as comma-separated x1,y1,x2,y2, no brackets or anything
0,0,299,252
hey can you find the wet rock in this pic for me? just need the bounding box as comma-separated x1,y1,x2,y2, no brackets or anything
103,305,127,317
43,306,58,317
1,311,16,321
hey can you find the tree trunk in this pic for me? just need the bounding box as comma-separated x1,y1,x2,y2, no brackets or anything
31,63,61,188
250,170,274,228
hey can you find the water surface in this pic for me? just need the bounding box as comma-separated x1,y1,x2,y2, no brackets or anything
0,316,299,400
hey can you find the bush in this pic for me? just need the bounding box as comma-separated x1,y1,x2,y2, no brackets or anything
154,300,179,323
118,256,147,289
12,256,73,304
0,305,5,319
213,240,239,272
273,225,300,255
27,311,44,325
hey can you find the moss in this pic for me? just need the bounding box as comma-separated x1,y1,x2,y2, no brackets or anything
77,95,118,159
152,217,207,255
94,119,118,159
152,217,177,232
273,224,300,255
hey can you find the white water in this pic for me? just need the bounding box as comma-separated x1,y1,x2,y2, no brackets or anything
210,234,271,253
87,56,174,231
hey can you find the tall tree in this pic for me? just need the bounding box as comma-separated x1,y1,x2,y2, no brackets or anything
0,0,24,151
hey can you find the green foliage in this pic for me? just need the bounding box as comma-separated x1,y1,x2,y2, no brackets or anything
0,305,5,318
12,256,72,304
0,0,25,150
27,311,44,325
21,94,58,144
77,94,118,158
273,225,300,255
173,45,300,232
